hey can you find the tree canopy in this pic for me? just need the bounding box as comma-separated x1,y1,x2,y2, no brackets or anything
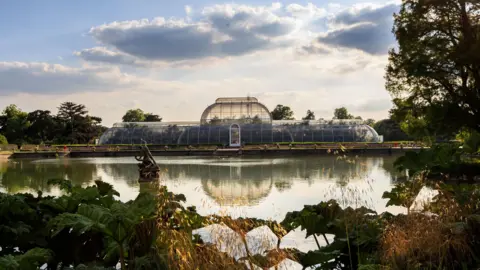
374,119,411,141
122,109,162,122
271,105,294,120
0,103,106,145
365,119,376,126
333,107,354,120
386,0,480,137
302,110,315,120
0,134,7,145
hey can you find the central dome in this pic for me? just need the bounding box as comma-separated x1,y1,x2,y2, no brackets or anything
200,97,272,125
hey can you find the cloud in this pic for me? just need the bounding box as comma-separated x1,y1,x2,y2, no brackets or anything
318,22,393,55
333,3,398,25
0,61,135,95
351,98,393,113
74,47,153,67
286,3,326,18
314,3,399,55
87,4,297,63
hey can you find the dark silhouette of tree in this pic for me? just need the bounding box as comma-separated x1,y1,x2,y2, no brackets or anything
122,109,145,122
333,107,354,120
57,102,87,121
386,0,480,137
26,110,58,144
365,119,376,127
0,103,105,145
302,110,315,120
271,105,294,120
0,105,29,145
122,109,162,122
373,119,411,141
144,113,162,122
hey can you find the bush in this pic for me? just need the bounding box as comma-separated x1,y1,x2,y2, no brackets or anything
0,134,7,145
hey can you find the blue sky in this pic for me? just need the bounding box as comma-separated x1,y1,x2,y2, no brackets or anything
0,0,400,125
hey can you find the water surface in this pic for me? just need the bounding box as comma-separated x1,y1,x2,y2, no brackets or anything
0,155,405,221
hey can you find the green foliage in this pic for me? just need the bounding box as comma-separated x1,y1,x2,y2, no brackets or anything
373,119,411,142
334,107,354,120
386,0,480,136
0,104,30,145
382,179,424,212
122,109,162,123
364,119,375,127
457,129,480,153
0,134,7,145
0,248,53,270
302,110,315,120
271,105,294,120
0,102,106,145
281,200,387,269
393,144,480,183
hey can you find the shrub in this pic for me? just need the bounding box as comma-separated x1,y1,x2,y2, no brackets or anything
0,134,7,145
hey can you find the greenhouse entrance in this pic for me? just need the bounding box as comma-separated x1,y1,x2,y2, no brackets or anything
229,124,241,147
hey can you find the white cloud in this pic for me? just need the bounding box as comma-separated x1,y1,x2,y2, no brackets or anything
86,4,298,64
0,62,136,95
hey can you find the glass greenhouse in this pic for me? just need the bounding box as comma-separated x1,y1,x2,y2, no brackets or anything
99,97,381,145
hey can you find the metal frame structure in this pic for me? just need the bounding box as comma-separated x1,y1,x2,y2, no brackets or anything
99,97,381,145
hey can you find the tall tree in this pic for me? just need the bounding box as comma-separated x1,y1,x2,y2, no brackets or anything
144,113,162,122
57,102,104,144
365,119,376,127
374,119,411,141
26,110,58,144
333,107,354,120
271,105,294,120
302,110,315,120
122,109,145,122
57,102,88,121
0,105,30,145
386,0,480,136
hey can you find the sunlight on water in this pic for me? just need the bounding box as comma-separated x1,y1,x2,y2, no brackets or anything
1,155,406,218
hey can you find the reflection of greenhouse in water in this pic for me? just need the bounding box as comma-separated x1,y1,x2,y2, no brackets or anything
99,97,381,145
154,156,382,206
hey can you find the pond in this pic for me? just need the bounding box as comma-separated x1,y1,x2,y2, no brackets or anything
0,155,405,221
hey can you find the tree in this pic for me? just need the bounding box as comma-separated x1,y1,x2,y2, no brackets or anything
144,113,162,122
122,109,162,122
57,102,87,121
302,110,315,120
365,118,376,126
0,134,7,145
26,110,58,144
0,105,30,145
333,107,354,120
122,109,145,122
57,102,104,144
271,105,294,120
386,0,480,136
374,119,411,141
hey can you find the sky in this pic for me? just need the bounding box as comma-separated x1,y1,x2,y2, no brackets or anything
0,0,400,126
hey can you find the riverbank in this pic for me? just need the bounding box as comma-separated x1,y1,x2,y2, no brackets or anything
8,147,421,159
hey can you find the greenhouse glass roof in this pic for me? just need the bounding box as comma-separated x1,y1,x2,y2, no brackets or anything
99,97,381,145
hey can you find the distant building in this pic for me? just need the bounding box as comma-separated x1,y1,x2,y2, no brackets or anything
99,97,380,146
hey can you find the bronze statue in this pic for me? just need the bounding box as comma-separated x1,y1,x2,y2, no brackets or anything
135,144,160,181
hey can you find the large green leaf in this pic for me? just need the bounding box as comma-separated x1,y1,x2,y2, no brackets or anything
95,180,120,197
281,200,343,237
0,248,53,270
